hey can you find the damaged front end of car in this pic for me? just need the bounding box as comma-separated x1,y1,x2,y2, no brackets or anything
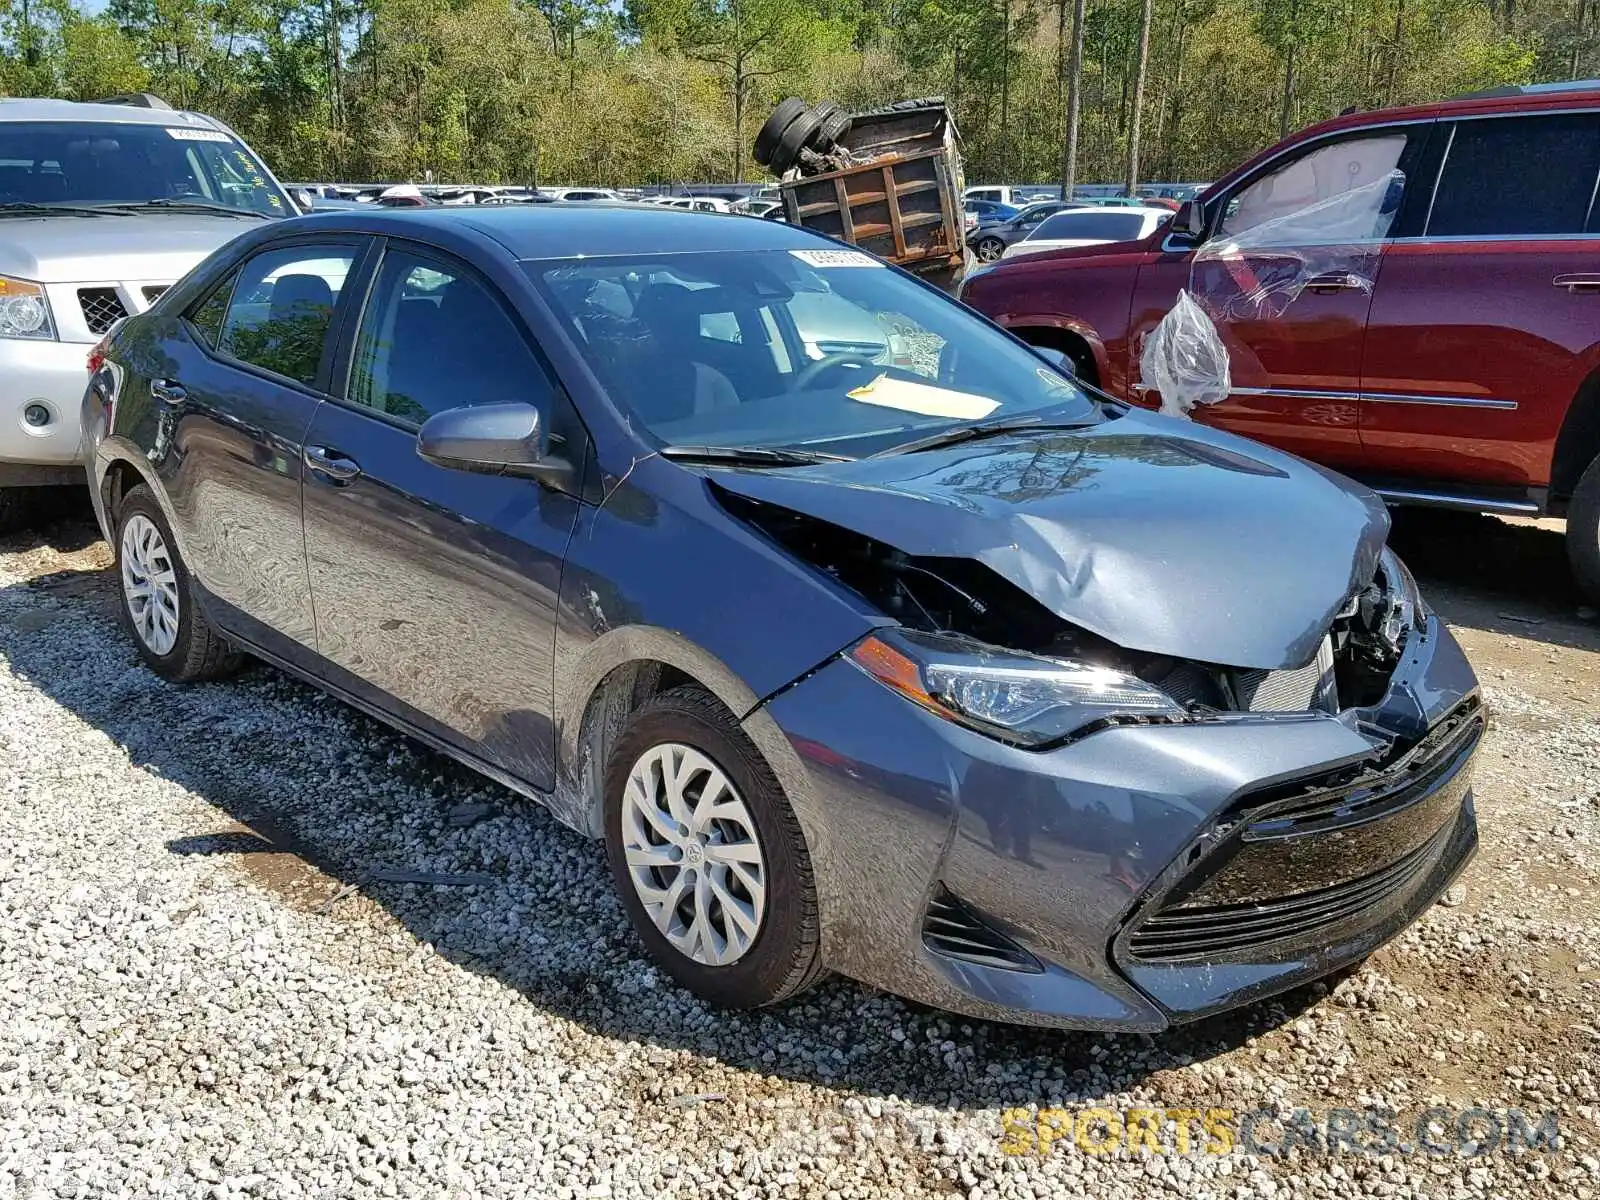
724,427,1480,1029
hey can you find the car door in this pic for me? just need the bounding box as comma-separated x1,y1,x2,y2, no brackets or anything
153,237,367,653
1359,111,1600,490
299,241,585,791
1129,124,1429,470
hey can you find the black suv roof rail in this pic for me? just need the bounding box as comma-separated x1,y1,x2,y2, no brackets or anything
94,93,173,109
1453,79,1600,100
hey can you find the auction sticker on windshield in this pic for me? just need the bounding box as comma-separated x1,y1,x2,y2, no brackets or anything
165,128,233,143
789,249,881,268
846,373,998,419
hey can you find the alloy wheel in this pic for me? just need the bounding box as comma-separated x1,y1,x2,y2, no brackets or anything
976,237,1005,262
620,742,766,966
120,513,180,656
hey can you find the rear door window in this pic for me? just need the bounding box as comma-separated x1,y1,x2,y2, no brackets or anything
1425,114,1600,237
217,244,355,386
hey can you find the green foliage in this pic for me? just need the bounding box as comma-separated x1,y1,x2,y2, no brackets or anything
0,0,1572,186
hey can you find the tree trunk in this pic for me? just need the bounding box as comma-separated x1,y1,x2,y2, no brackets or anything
1387,0,1405,105
733,62,746,184
1162,10,1188,178
1574,0,1588,78
998,0,1011,182
1124,0,1153,193
1061,0,1086,195
1279,40,1297,139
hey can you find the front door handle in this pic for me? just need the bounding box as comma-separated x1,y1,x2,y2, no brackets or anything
150,378,186,406
304,444,362,482
1553,273,1600,293
1304,272,1368,293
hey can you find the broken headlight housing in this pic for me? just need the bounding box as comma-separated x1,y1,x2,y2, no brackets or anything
849,629,1187,747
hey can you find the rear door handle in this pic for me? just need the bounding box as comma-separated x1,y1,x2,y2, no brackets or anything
1553,273,1600,292
1304,273,1368,293
304,444,362,483
150,378,186,406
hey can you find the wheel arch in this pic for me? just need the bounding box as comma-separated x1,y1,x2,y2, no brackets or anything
1004,318,1107,388
94,444,185,556
1551,365,1600,502
551,625,844,962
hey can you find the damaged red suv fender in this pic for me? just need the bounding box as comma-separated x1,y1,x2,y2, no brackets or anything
960,81,1600,602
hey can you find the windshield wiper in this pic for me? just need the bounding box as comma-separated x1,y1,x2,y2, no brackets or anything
660,444,850,467
870,412,1096,458
0,201,125,218
100,199,267,219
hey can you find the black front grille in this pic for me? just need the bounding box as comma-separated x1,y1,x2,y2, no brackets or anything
142,285,170,305
923,890,1041,972
1127,822,1450,961
78,287,129,334
1122,701,1482,964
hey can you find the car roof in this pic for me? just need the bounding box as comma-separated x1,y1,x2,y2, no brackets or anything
1041,204,1169,219
0,97,229,129
1200,81,1600,203
271,204,838,258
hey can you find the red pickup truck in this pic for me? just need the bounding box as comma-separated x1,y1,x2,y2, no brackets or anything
960,81,1600,602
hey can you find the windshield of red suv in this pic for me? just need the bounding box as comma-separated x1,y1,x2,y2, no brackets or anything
0,121,288,216
532,249,1099,456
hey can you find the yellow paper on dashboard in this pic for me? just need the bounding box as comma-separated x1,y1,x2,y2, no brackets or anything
846,374,999,420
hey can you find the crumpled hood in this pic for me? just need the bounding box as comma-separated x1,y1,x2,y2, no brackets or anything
712,409,1390,671
0,213,263,282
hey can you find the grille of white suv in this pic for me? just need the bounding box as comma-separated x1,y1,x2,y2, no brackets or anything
78,288,129,335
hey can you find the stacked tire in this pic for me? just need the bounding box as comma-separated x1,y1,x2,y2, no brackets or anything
754,99,854,176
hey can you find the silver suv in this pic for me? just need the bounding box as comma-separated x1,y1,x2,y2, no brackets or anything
0,97,292,529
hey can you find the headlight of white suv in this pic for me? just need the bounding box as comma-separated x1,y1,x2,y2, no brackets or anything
850,629,1187,747
0,275,57,340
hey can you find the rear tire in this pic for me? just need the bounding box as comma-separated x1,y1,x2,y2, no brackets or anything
1566,454,1600,604
113,484,243,682
604,685,825,1009
754,99,808,168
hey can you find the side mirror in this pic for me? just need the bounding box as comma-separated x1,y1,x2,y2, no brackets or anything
417,402,574,488
1160,200,1206,251
1031,345,1076,378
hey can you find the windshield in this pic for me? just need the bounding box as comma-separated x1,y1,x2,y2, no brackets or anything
1030,210,1150,241
529,248,1099,457
0,121,288,216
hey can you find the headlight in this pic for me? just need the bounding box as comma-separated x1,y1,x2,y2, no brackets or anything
0,275,56,341
1376,547,1424,649
849,630,1186,747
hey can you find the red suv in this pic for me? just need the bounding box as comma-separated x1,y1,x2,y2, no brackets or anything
960,81,1600,601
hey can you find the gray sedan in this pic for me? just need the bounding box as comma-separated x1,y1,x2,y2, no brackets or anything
967,201,1091,262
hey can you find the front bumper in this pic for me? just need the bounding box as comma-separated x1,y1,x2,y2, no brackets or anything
755,612,1479,1031
0,337,92,479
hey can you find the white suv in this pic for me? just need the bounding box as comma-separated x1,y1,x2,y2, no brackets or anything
0,97,293,529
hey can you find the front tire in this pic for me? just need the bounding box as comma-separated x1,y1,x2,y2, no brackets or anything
1567,454,1600,604
604,685,824,1009
975,235,1005,262
114,484,243,682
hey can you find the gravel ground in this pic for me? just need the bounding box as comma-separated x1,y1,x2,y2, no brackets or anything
1,500,1598,1200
